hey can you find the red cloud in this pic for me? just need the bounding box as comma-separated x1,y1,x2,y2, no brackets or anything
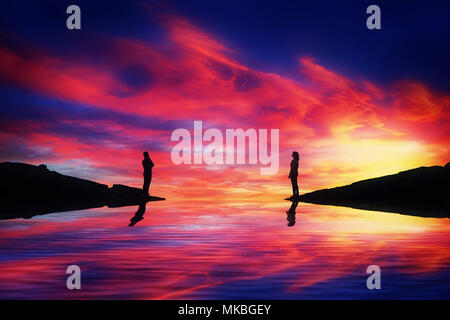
0,14,448,197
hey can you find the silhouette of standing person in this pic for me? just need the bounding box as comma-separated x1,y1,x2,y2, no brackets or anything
142,151,154,195
289,151,299,198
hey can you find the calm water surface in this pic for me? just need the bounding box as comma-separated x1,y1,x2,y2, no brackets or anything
0,200,449,299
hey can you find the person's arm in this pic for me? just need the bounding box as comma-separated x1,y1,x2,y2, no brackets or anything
150,158,154,168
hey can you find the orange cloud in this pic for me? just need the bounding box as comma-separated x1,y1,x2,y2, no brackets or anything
0,14,448,200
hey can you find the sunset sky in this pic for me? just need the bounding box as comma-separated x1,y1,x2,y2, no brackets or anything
0,0,449,201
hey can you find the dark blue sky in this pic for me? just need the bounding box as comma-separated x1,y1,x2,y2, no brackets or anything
0,0,448,191
0,0,449,91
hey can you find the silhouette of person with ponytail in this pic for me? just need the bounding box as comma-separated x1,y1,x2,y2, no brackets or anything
289,151,299,198
142,152,154,195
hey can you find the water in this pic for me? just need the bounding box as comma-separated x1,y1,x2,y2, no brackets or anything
0,200,449,299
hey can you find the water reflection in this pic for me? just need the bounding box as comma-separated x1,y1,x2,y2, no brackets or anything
129,201,148,227
286,200,298,227
0,200,449,299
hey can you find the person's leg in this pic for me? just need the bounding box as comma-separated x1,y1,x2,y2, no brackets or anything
143,177,150,194
291,176,296,196
292,176,299,195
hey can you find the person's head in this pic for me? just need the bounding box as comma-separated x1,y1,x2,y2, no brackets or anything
143,151,149,159
292,151,299,160
287,214,296,227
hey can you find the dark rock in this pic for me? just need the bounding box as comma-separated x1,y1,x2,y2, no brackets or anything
298,163,450,218
0,162,165,220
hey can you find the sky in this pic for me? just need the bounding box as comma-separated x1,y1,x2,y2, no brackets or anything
0,0,449,201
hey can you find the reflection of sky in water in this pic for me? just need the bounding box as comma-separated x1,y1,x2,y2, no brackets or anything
0,200,449,299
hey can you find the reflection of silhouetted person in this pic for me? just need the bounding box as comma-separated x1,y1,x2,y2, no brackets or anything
286,200,298,227
142,151,154,195
289,151,299,198
129,201,147,226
